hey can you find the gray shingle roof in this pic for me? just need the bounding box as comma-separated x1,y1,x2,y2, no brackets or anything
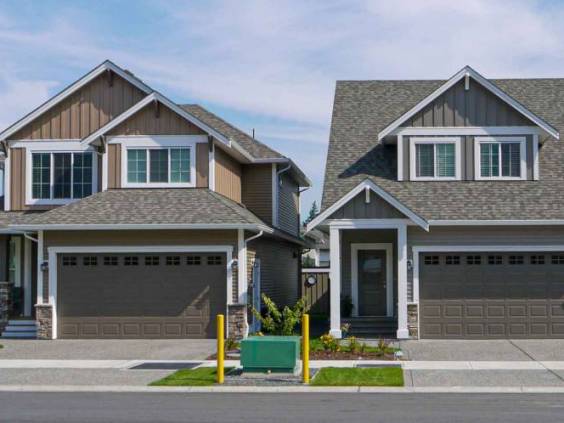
181,104,283,160
322,78,564,221
0,211,37,229
13,189,269,228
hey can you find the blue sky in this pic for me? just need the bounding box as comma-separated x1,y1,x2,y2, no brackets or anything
1,0,563,215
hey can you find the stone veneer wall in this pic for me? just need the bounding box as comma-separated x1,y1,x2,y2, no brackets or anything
0,282,10,333
228,304,248,340
35,304,53,340
408,303,419,339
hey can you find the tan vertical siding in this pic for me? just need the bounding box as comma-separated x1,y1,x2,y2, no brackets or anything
196,143,209,188
241,164,272,225
10,148,26,211
107,144,122,189
403,79,531,127
214,148,242,203
277,172,299,236
107,103,205,136
9,73,145,140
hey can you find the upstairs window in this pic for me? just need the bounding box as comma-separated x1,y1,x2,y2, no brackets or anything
475,137,526,180
125,147,193,187
410,137,460,181
30,152,94,203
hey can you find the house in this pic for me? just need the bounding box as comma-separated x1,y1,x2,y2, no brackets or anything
0,60,310,340
307,66,564,340
302,228,330,267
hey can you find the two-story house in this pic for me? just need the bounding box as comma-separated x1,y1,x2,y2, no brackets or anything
0,60,309,340
308,66,564,340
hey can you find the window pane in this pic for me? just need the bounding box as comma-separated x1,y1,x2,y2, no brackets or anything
72,153,93,198
127,149,147,183
53,153,72,199
501,143,521,177
416,144,434,177
480,143,499,177
170,148,190,183
436,143,455,177
149,149,168,183
32,153,51,199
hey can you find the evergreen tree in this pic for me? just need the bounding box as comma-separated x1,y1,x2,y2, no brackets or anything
304,201,319,224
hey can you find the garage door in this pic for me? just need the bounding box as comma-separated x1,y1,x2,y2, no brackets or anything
58,252,227,339
420,252,564,339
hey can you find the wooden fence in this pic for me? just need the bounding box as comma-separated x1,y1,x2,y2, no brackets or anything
301,268,330,315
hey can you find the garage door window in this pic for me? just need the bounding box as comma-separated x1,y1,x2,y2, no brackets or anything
207,256,222,265
187,256,201,265
83,256,97,266
531,255,545,265
552,255,564,264
509,255,524,265
124,256,139,266
424,255,439,265
466,255,481,265
445,255,460,265
488,255,502,265
62,256,77,266
104,256,119,266
145,256,160,266
166,256,181,266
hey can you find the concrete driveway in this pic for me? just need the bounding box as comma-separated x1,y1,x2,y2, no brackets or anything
0,339,215,360
399,339,564,361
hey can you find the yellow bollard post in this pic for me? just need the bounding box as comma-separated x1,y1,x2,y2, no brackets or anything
217,314,224,384
302,313,310,384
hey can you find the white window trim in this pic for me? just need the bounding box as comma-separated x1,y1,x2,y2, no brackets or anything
409,137,461,181
47,245,234,340
25,143,98,206
350,243,393,318
118,137,200,188
474,136,527,181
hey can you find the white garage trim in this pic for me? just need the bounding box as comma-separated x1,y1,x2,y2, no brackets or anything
412,244,564,339
47,245,234,340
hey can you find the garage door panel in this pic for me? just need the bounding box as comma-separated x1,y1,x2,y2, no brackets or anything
420,252,564,339
58,253,227,339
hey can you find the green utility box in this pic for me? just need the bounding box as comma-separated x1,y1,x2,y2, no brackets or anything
240,336,300,373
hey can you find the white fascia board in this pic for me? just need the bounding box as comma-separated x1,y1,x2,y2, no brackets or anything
429,220,564,226
9,223,274,233
0,60,152,142
306,179,429,232
378,66,559,141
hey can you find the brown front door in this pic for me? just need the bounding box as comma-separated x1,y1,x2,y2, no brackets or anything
358,250,387,316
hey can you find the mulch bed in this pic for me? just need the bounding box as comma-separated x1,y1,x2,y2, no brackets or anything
309,350,397,360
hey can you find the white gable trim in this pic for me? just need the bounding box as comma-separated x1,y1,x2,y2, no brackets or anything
378,66,559,141
306,179,429,232
80,92,230,146
0,60,152,142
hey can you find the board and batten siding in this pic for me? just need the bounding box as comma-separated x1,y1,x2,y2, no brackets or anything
214,148,242,203
401,134,535,181
241,164,272,225
248,235,299,307
107,102,205,136
406,225,564,302
329,191,405,220
8,72,146,140
277,172,300,236
41,230,239,303
402,79,531,127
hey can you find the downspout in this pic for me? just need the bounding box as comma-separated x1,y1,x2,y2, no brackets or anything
23,233,38,244
245,230,264,244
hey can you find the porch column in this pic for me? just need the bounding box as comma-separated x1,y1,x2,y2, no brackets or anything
329,226,342,338
397,224,409,339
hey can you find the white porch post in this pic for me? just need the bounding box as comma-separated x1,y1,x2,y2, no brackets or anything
329,226,342,338
397,223,409,339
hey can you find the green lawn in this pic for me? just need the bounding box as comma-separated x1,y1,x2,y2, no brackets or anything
150,367,231,386
311,367,404,387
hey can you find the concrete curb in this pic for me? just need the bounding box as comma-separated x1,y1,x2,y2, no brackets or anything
2,385,564,394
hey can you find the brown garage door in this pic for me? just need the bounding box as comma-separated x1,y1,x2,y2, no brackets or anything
420,252,564,339
58,252,227,339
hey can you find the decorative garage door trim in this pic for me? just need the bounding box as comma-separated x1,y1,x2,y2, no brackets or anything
47,245,234,339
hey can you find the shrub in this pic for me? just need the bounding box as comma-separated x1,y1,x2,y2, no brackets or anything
225,337,239,351
251,294,306,336
347,336,361,354
320,333,340,352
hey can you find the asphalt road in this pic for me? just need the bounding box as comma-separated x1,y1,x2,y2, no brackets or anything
2,392,564,422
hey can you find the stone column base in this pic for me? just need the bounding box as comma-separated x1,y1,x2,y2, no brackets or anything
407,303,419,339
35,304,53,340
0,281,10,333
227,304,248,340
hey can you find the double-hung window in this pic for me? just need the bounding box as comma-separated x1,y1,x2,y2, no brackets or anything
410,137,461,181
125,147,194,187
29,151,95,204
475,137,526,180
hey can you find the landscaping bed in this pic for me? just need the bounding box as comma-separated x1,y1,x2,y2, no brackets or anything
308,335,401,360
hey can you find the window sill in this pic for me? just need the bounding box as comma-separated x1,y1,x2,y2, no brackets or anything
25,198,80,206
123,183,196,188
474,177,526,181
410,177,460,181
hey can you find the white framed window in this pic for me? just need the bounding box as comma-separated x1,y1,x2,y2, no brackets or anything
474,136,526,180
409,137,461,181
117,136,199,188
24,142,98,205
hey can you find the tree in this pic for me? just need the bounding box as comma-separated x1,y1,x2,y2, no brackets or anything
304,201,319,224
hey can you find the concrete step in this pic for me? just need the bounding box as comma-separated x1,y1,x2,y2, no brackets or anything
4,325,37,332
1,331,37,339
7,320,36,326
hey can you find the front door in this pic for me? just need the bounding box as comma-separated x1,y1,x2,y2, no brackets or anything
358,250,388,316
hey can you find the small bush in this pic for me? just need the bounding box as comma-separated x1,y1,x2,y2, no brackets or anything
320,333,340,352
347,336,361,354
251,294,306,336
225,337,239,351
